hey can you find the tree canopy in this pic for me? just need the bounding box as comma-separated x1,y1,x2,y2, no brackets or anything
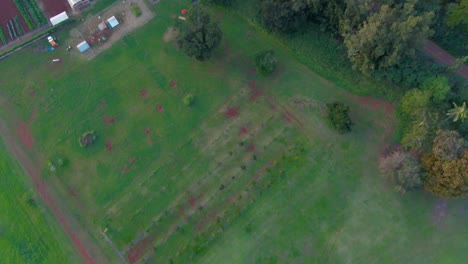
177,6,223,61
343,3,434,74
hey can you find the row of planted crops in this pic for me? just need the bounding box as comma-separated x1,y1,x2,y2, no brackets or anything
0,0,47,45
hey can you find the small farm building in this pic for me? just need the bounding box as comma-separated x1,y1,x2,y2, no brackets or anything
77,41,90,53
67,0,91,11
107,16,119,29
98,21,107,31
49,12,69,26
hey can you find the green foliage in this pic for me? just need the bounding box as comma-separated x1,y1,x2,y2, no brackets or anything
422,76,451,103
0,28,7,45
446,0,468,29
255,49,277,75
177,6,223,61
183,94,195,106
13,0,34,30
447,101,468,123
423,151,468,198
79,131,96,148
326,102,352,133
397,89,437,152
0,141,76,263
207,0,236,6
343,3,434,75
379,150,424,193
259,0,310,33
131,4,142,17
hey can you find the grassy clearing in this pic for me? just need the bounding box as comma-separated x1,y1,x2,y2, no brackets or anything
0,139,77,263
0,0,466,263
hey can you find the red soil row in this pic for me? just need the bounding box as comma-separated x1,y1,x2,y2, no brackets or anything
37,0,70,18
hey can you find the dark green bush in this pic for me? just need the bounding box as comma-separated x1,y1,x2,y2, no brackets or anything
326,102,353,133
255,49,277,75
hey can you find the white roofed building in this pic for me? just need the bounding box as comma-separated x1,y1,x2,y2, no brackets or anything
67,0,91,11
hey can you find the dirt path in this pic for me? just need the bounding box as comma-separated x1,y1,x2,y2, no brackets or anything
0,99,109,264
422,40,468,79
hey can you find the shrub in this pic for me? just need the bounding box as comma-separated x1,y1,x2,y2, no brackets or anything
79,131,96,147
379,150,424,193
255,50,277,75
131,4,142,17
183,94,195,106
326,102,352,133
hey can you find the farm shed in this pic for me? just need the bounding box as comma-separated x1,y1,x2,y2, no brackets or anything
49,12,69,26
98,21,107,31
106,16,119,29
76,40,90,53
67,0,90,11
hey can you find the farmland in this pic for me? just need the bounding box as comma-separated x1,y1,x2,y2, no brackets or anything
0,0,466,263
0,137,77,263
0,0,48,46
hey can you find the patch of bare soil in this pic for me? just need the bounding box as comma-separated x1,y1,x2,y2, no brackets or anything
67,0,155,60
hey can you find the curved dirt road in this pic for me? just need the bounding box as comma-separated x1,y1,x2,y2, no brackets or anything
423,40,468,79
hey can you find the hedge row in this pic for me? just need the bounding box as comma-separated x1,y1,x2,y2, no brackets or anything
24,0,47,25
13,0,34,30
13,0,47,30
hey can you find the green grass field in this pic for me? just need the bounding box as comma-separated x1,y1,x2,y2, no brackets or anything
0,139,77,263
0,0,466,263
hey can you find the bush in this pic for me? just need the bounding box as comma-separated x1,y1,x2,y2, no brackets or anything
326,102,352,133
131,4,142,17
79,131,96,148
255,50,277,75
379,150,424,193
183,94,195,106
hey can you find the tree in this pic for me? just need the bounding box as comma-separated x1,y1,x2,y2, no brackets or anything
326,102,352,133
259,0,311,33
447,0,468,29
255,50,278,75
422,150,468,198
432,130,466,161
343,3,434,74
397,89,439,151
177,6,223,61
379,150,424,193
422,76,451,103
447,101,467,122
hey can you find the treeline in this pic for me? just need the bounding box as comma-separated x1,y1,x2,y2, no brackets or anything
208,0,467,197
13,0,47,30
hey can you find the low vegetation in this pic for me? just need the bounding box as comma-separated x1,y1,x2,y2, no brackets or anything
254,49,277,75
326,102,352,133
131,4,142,17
